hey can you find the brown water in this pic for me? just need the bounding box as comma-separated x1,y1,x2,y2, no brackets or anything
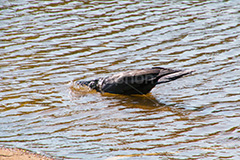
1,0,240,159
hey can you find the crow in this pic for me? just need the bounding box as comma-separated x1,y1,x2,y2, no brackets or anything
75,67,194,95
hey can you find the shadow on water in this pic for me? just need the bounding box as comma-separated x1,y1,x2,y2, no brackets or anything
102,93,165,108
69,82,187,111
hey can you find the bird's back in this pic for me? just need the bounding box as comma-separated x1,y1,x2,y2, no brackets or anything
99,67,179,95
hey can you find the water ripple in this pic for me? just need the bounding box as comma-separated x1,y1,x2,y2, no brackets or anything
1,0,240,159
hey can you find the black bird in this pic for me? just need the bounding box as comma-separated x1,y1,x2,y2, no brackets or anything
75,67,194,95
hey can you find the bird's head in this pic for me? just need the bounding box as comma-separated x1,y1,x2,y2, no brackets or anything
88,79,99,90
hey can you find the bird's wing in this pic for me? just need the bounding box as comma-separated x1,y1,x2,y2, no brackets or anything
151,67,179,77
108,68,161,84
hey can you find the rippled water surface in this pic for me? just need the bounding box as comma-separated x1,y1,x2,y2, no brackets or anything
1,0,240,159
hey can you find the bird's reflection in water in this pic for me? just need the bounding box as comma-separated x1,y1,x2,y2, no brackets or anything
70,82,167,109
102,93,165,109
69,83,192,118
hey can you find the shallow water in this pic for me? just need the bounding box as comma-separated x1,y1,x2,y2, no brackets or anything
1,0,240,159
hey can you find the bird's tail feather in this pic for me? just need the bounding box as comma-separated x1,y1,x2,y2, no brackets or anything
157,69,195,84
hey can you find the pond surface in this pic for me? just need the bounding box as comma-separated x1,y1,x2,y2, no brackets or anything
1,0,240,159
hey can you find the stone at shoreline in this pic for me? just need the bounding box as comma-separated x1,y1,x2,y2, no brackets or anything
0,147,56,160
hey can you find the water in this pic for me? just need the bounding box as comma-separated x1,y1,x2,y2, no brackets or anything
1,0,240,159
